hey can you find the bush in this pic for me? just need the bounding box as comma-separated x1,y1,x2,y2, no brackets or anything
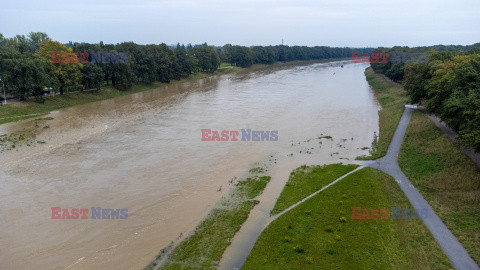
35,95,45,104
306,256,313,264
325,226,334,233
293,245,304,253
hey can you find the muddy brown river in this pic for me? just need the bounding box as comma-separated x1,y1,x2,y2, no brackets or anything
0,60,378,269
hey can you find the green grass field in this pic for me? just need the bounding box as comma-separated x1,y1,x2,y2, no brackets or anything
270,164,359,215
243,166,453,269
357,68,408,160
398,110,480,264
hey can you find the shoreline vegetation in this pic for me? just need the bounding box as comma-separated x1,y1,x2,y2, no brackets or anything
144,163,273,270
356,67,407,160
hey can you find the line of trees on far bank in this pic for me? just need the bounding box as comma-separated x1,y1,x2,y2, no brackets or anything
0,32,374,102
370,44,480,151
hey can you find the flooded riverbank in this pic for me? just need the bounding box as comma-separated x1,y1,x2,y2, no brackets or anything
0,60,378,269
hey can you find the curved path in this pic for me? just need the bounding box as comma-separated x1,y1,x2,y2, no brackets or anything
218,107,479,270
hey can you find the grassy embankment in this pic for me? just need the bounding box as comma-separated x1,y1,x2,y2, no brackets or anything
144,166,271,270
356,67,407,160
362,67,480,263
243,166,453,269
0,66,240,125
398,110,480,264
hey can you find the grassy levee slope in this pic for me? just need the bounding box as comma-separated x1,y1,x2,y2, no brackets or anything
146,167,271,270
357,68,407,160
270,164,359,215
243,167,452,269
398,110,480,264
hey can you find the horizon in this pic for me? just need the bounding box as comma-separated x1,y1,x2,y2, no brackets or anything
2,33,479,49
1,0,479,48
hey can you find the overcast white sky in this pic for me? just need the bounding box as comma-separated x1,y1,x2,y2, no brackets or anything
1,0,479,47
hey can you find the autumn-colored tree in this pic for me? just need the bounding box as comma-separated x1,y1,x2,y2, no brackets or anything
36,40,82,95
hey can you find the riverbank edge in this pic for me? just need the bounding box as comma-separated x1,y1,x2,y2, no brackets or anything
143,165,272,270
356,67,407,160
0,58,348,126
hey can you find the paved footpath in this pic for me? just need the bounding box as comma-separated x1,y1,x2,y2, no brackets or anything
367,107,479,270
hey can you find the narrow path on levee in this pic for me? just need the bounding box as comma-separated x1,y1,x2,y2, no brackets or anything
218,106,479,270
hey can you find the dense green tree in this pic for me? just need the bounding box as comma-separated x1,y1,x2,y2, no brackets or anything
7,57,48,100
173,44,189,79
224,45,254,67
193,44,220,73
251,46,276,64
27,32,50,51
425,54,480,150
81,63,104,90
385,63,405,82
403,62,431,103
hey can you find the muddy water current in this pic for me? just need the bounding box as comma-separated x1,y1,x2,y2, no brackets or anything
0,61,378,269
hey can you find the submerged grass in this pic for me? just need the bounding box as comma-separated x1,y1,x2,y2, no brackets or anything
243,167,453,269
145,167,270,270
270,164,359,215
398,110,480,264
357,68,408,160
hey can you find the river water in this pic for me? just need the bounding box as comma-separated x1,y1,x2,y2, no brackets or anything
0,60,378,269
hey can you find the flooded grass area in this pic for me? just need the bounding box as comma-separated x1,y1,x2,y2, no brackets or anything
0,117,53,152
148,164,271,270
243,167,453,269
